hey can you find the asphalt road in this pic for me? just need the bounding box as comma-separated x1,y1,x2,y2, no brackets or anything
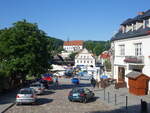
5,78,114,113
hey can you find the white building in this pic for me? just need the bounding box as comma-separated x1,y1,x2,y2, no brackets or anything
111,10,150,89
63,40,83,52
75,48,96,67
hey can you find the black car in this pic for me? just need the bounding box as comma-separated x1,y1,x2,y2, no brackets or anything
68,88,94,103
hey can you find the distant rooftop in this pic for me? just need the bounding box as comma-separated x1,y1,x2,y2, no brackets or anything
100,51,110,59
63,40,83,46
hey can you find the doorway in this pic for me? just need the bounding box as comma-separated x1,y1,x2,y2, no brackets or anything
118,67,125,82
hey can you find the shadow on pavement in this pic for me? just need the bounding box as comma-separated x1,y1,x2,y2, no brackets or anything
36,98,53,105
40,90,55,96
0,89,18,105
87,97,99,103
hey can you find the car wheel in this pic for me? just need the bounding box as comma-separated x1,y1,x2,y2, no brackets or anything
83,98,87,103
32,102,37,105
69,99,73,102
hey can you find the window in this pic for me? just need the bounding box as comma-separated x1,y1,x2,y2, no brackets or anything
84,60,86,63
135,43,142,56
87,61,89,63
91,61,93,63
132,24,136,31
84,56,86,58
145,19,149,28
119,45,125,56
77,60,79,63
80,60,82,63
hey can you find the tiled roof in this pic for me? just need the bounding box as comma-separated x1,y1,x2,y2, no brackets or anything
111,9,150,41
100,51,110,59
121,18,134,25
126,71,142,79
126,71,150,79
64,40,83,46
121,9,150,26
111,27,150,41
141,9,150,19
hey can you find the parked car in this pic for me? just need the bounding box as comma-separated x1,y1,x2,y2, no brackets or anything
68,88,94,103
39,79,49,89
16,88,37,105
79,75,92,80
30,82,45,94
42,76,53,84
71,77,79,85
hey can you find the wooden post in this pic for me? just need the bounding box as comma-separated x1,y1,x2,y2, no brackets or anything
108,92,109,103
115,94,117,105
104,88,105,100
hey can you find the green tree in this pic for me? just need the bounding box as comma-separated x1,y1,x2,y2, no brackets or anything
69,52,78,60
103,60,111,71
84,40,110,56
93,44,103,56
0,20,50,89
47,36,63,56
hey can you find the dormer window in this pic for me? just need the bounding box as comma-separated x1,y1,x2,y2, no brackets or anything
145,19,150,28
132,23,136,31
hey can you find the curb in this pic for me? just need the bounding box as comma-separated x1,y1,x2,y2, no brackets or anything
1,103,15,113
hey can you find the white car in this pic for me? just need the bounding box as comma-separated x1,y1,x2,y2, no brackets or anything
16,88,37,105
30,82,45,94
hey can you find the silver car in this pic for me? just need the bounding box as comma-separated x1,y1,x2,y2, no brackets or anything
30,82,45,94
16,88,37,105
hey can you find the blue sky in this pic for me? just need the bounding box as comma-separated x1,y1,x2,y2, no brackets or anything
0,0,150,41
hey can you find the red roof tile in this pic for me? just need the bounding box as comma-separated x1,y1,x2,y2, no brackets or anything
100,52,110,59
64,40,83,46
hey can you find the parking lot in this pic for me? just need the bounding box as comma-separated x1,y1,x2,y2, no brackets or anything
5,78,115,113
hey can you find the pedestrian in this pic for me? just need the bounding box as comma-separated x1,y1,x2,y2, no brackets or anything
55,76,59,88
90,77,96,88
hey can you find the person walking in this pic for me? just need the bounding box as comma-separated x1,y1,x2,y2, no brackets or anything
55,76,59,89
90,77,96,88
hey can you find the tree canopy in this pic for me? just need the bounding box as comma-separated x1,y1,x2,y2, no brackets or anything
0,20,63,91
84,40,110,56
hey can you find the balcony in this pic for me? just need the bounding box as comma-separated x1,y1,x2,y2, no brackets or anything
124,56,144,64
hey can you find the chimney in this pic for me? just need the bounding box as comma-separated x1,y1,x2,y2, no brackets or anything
138,12,144,15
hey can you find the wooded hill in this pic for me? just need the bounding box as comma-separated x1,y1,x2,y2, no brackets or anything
84,40,110,56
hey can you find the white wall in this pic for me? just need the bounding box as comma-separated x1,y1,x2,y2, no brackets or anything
63,45,83,52
75,51,96,67
112,35,150,89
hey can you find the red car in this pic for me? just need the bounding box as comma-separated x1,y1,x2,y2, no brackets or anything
42,76,53,84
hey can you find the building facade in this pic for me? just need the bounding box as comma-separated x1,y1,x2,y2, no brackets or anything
63,40,83,52
75,48,96,67
111,9,150,89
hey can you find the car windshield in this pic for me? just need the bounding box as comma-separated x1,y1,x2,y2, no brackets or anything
72,88,84,93
19,89,32,94
84,88,90,93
